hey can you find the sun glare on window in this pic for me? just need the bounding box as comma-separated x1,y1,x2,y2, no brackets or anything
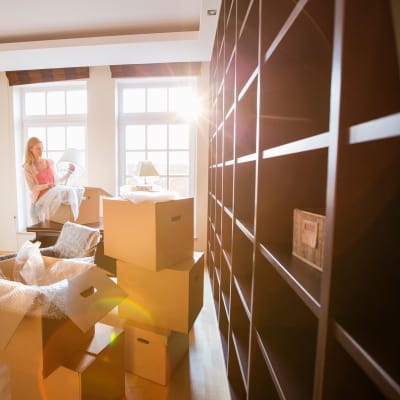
169,86,202,121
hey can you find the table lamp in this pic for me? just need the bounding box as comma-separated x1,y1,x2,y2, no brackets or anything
135,160,159,190
57,148,84,185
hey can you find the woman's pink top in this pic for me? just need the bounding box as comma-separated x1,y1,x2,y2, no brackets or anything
36,160,54,200
24,158,56,204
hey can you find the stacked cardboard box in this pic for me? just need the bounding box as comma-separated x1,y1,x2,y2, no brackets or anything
103,197,204,385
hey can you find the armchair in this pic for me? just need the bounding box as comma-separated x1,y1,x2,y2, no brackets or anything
40,221,101,263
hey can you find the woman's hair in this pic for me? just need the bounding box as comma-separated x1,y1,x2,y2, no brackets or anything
23,136,42,166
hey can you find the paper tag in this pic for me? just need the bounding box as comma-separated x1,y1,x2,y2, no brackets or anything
301,219,318,248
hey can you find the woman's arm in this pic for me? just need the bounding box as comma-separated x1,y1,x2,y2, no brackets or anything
23,164,53,203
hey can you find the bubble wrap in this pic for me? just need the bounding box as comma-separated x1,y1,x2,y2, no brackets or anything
0,254,93,320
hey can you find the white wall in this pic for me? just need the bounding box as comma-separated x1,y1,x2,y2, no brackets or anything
0,65,209,253
195,63,210,252
0,73,19,251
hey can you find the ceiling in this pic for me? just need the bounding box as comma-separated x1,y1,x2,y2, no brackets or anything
0,0,221,71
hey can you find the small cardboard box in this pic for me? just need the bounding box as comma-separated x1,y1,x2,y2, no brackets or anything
292,209,326,270
0,256,126,400
103,197,194,271
51,187,111,225
124,321,188,386
44,322,125,400
117,252,204,333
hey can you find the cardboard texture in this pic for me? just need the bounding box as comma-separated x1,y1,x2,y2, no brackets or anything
292,208,326,270
0,256,127,400
51,187,111,224
117,252,204,333
103,197,194,271
124,321,189,385
44,322,125,400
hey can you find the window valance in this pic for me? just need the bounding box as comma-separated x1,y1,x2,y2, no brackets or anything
6,67,90,86
110,62,202,78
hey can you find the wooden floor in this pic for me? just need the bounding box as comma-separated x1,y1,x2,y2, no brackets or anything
124,267,231,400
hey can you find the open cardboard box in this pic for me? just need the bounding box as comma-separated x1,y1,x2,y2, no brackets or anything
44,322,125,400
0,256,126,400
51,187,111,225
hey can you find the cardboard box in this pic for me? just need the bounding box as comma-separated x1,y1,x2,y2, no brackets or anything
103,197,194,271
292,209,326,270
51,187,111,224
0,256,126,400
117,252,204,333
124,321,188,385
44,322,125,400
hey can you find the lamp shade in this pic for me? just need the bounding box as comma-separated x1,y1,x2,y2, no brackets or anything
57,148,85,185
58,148,84,169
136,160,159,177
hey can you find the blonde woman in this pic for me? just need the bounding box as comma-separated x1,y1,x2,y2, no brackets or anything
23,136,79,223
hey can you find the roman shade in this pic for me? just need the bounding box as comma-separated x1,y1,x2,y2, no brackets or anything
110,62,202,78
6,67,90,86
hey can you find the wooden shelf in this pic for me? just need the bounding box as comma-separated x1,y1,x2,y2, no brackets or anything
333,322,400,400
348,112,400,144
258,244,321,316
207,0,400,398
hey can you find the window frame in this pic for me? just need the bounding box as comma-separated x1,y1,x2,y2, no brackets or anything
116,77,198,197
15,81,88,230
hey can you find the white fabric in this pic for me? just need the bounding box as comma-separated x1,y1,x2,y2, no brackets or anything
120,185,179,203
35,185,84,223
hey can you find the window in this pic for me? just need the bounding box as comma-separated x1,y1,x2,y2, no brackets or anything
22,84,87,163
16,82,87,228
117,77,200,197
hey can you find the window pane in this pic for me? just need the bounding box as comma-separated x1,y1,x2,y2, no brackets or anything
169,86,192,112
147,151,167,175
48,151,64,164
47,91,65,115
147,88,167,112
25,92,45,115
47,127,65,150
169,151,189,175
66,90,87,114
126,151,145,181
169,177,189,197
158,176,168,190
148,125,167,149
66,126,85,149
169,124,189,149
27,127,46,143
123,88,145,113
126,125,145,149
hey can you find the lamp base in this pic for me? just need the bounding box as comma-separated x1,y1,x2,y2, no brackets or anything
135,185,154,192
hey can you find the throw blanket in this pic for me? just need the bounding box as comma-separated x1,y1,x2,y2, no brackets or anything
35,185,84,223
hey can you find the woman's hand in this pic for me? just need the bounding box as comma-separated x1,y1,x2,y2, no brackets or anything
68,163,76,173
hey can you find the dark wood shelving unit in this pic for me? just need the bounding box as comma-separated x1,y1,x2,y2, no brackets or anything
207,0,400,398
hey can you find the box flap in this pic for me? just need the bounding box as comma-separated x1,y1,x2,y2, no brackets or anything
0,307,34,350
66,267,127,332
